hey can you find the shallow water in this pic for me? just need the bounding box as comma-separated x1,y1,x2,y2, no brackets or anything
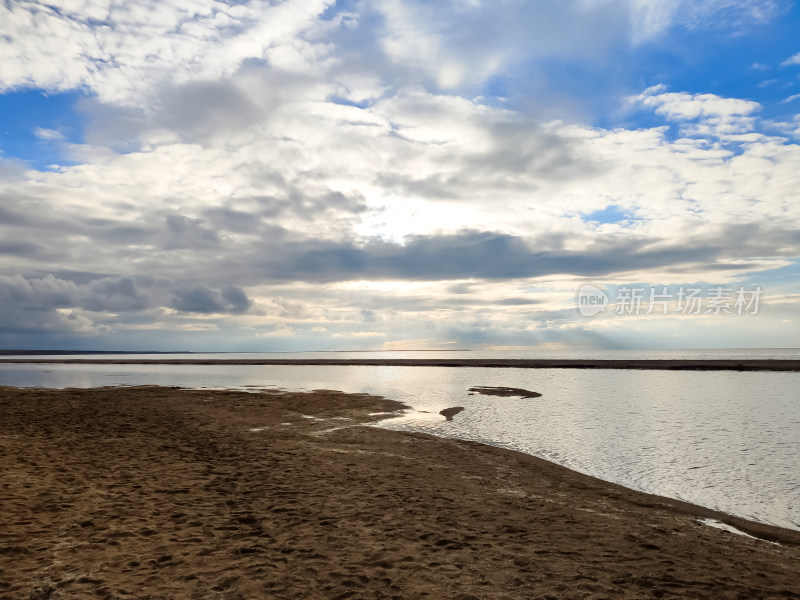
1,351,798,531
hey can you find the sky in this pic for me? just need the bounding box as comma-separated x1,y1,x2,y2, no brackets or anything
1,0,799,352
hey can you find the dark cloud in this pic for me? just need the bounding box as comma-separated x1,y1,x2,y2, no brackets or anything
282,190,368,221
0,274,155,312
496,298,543,306
202,206,265,234
81,219,154,245
0,307,88,335
171,285,252,314
219,286,252,314
80,276,153,312
76,66,327,148
164,214,219,249
154,79,264,140
0,204,34,226
260,230,732,283
0,274,78,309
0,241,45,256
0,274,137,339
466,121,601,181
209,190,367,225
0,274,254,340
360,309,378,322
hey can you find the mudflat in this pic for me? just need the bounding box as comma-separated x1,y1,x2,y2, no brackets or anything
1,386,798,599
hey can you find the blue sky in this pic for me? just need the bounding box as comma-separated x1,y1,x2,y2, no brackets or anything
0,90,87,169
0,0,799,351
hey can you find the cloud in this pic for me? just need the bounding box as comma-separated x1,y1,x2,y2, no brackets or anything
0,274,253,340
369,0,632,90
171,285,252,314
632,85,764,139
781,52,800,66
363,0,781,93
3,0,778,118
255,225,800,283
0,274,155,312
1,1,799,350
634,85,760,119
2,82,798,291
0,0,335,105
164,214,220,249
0,240,47,257
33,127,65,141
629,0,780,39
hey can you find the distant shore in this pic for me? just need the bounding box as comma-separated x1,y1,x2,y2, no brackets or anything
1,385,798,598
2,357,800,371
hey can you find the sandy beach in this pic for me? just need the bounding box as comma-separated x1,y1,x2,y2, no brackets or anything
1,386,798,599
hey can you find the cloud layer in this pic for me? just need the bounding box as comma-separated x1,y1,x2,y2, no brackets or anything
1,0,799,350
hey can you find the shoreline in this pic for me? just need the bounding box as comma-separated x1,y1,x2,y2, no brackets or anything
2,385,798,598
2,357,800,371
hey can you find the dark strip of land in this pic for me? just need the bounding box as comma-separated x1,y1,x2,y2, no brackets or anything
1,357,799,371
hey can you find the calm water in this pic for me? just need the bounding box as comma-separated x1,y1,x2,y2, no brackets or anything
3,348,800,361
1,349,798,531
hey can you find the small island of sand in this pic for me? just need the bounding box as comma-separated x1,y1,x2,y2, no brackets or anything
468,386,543,399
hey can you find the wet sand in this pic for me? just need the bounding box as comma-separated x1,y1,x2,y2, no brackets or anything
1,358,799,371
1,385,798,599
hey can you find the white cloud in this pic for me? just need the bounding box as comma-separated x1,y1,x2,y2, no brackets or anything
781,52,800,66
632,86,763,139
635,86,761,120
33,127,65,141
3,83,798,287
1,0,784,117
628,0,780,41
0,0,334,105
369,0,782,92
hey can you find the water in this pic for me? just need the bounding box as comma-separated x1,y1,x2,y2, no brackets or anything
3,348,800,361
1,349,798,531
